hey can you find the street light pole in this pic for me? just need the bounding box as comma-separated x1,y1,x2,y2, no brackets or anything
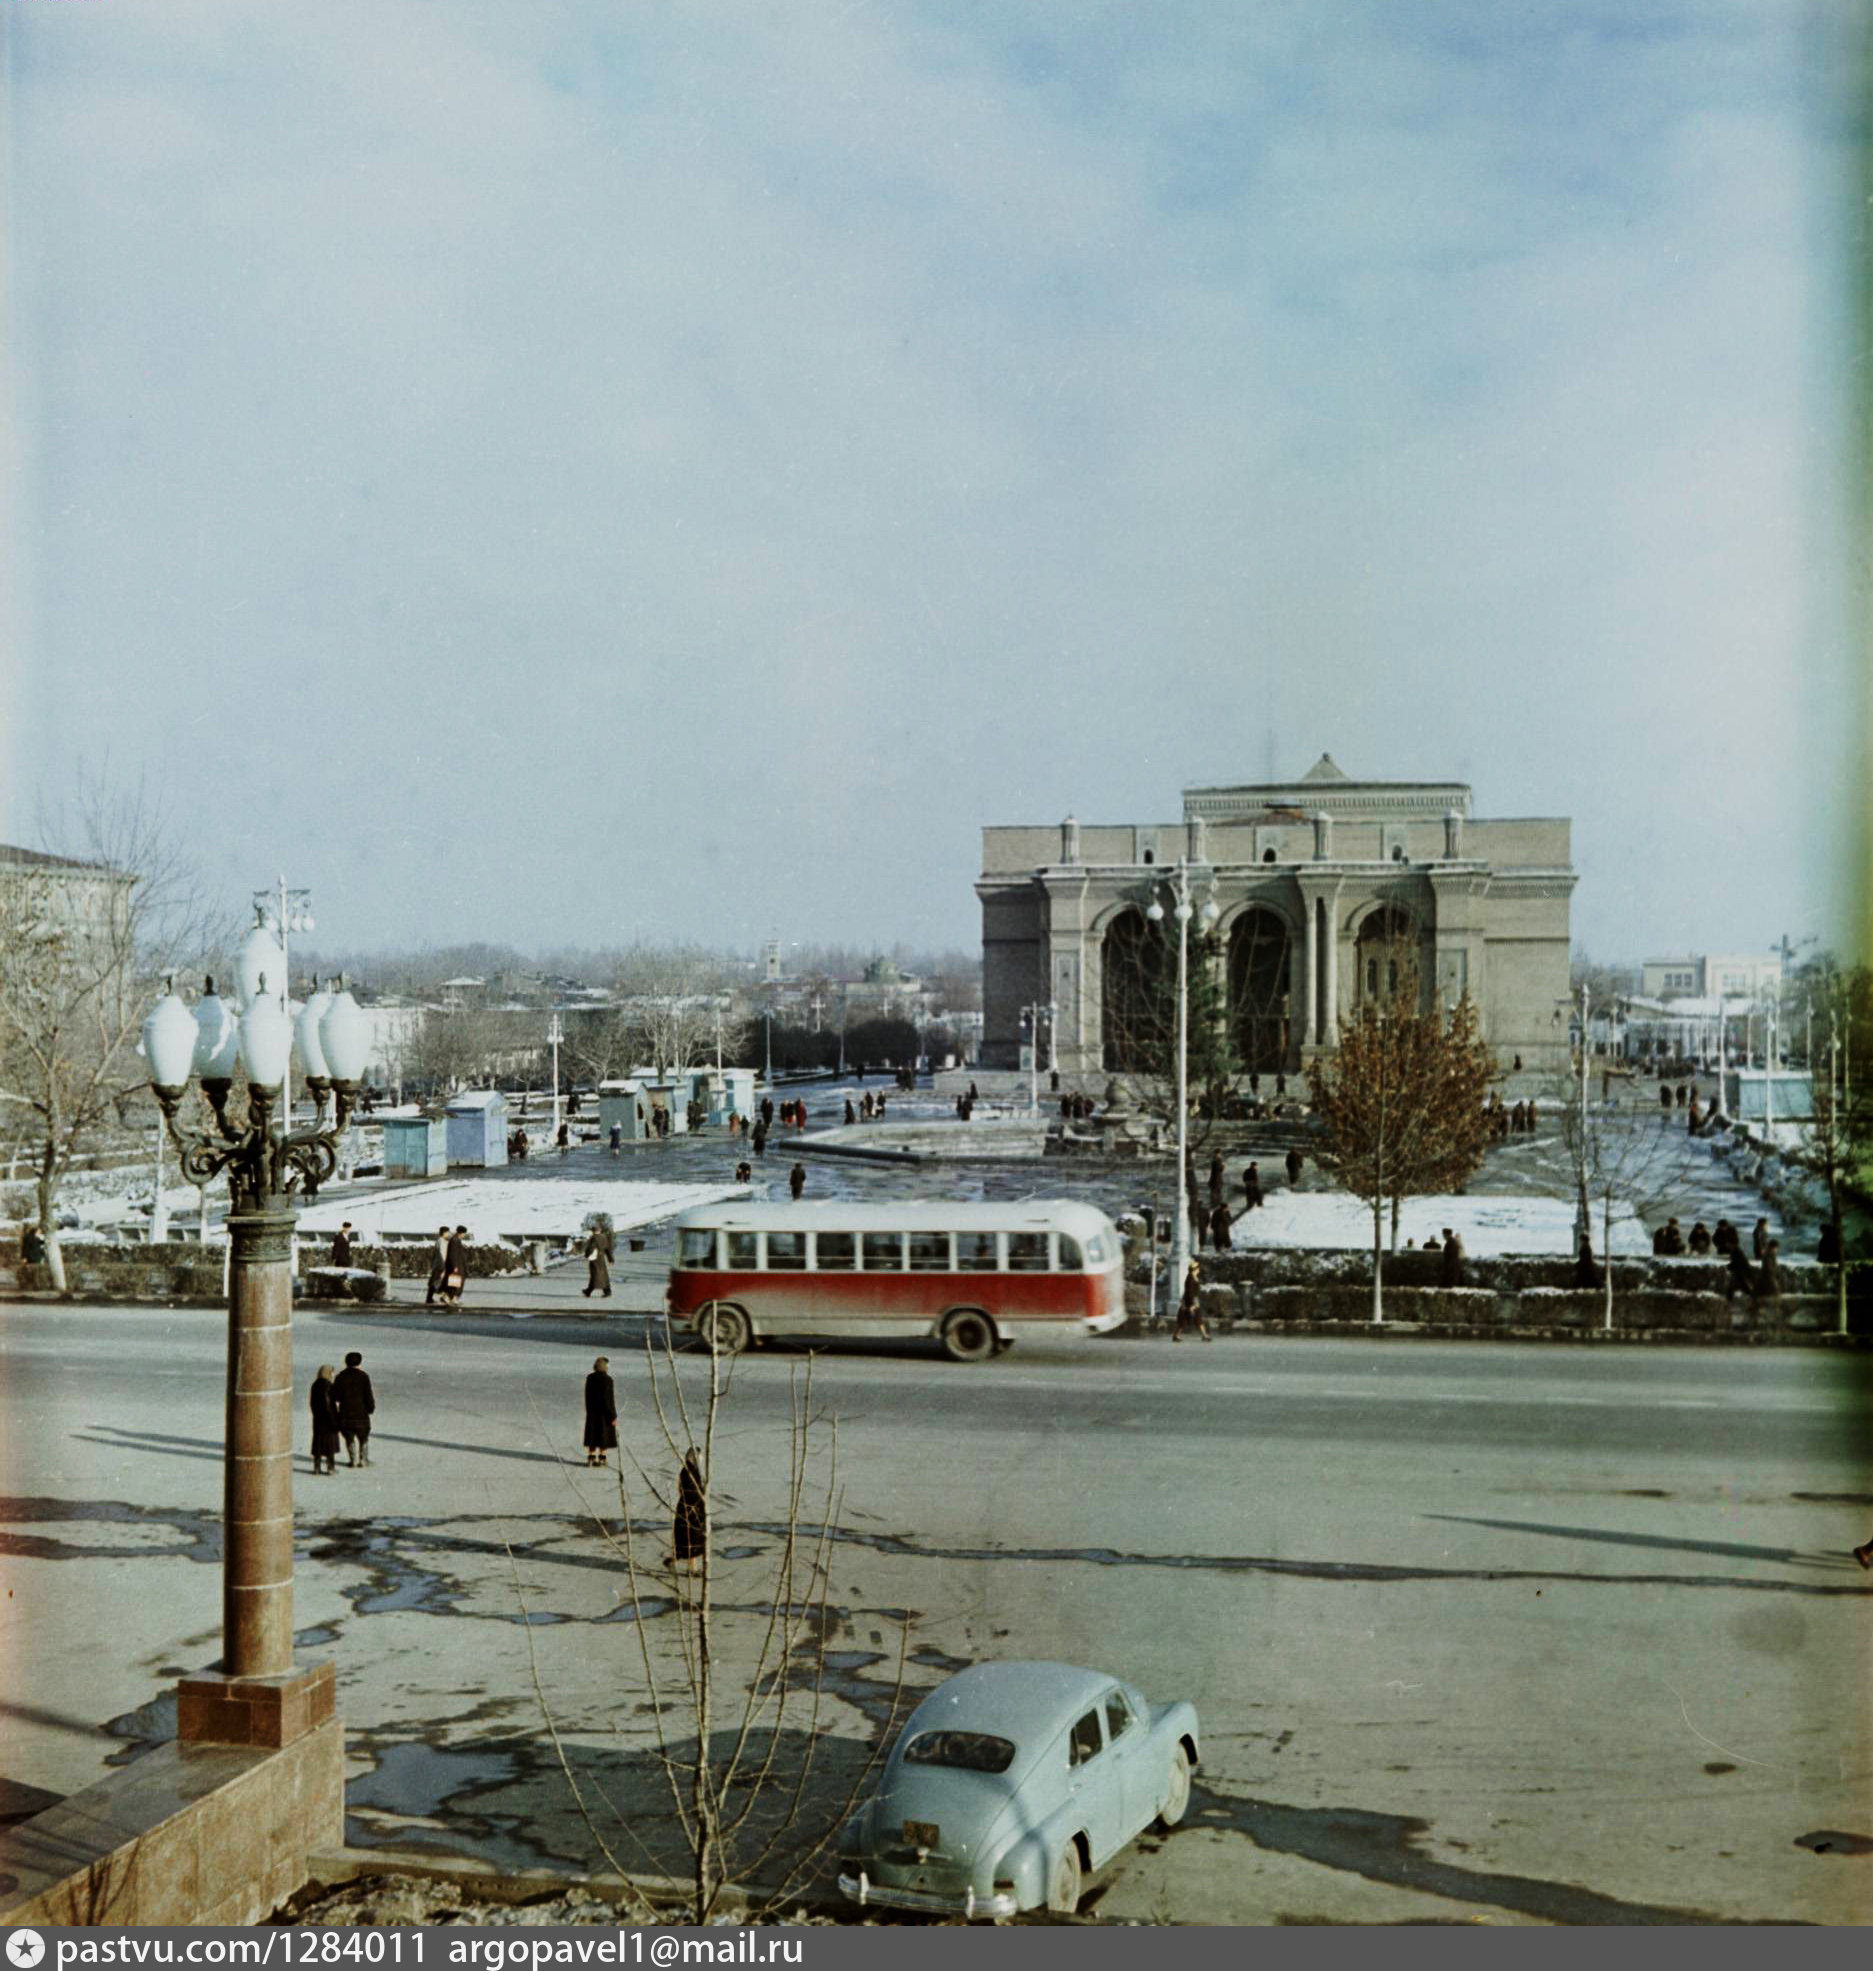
548,1013,564,1142
1148,862,1219,1306
143,969,367,1746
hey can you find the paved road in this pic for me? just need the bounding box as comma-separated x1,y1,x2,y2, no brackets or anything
2,1305,1868,1924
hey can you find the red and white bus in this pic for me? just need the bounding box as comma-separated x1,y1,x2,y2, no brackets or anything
664,1201,1127,1361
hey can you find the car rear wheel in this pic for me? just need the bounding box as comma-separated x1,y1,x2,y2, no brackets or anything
939,1308,997,1363
1157,1743,1191,1829
697,1303,750,1356
1046,1839,1083,1914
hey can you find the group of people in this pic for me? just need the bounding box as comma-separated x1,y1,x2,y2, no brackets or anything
582,1358,707,1573
1648,1214,1786,1299
424,1224,471,1305
505,1126,532,1160
1485,1094,1539,1138
308,1352,375,1474
1398,1228,1468,1284
845,1091,890,1124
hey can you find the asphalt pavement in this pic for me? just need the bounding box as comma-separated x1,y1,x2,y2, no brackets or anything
3,1303,1868,1923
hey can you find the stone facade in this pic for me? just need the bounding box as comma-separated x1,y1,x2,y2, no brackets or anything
978,756,1576,1075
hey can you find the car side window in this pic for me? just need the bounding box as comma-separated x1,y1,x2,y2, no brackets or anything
1104,1689,1134,1741
1068,1708,1103,1767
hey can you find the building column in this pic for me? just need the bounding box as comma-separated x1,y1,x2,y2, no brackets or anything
1302,901,1318,1047
1323,906,1339,1040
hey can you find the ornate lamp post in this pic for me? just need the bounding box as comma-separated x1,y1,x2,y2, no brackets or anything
1147,864,1220,1299
142,969,367,1725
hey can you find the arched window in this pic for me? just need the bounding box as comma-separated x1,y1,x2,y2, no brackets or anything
1356,906,1420,1008
1262,848,1276,864
1228,909,1291,1076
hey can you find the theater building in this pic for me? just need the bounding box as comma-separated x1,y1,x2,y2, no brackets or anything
976,756,1576,1077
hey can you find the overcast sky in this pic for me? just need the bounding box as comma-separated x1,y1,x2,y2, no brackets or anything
4,1,1863,965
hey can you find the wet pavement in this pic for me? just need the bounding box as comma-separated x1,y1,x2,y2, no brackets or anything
3,1297,1869,1924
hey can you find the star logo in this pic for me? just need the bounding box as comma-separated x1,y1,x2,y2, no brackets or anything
6,1932,47,1970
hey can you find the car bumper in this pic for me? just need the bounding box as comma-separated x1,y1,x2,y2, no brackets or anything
838,1870,1018,1919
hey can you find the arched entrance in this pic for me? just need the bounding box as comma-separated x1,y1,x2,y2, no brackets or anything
1227,908,1291,1076
1355,905,1423,1009
1100,910,1168,1072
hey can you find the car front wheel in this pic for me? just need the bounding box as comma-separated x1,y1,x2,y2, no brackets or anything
1157,1743,1191,1829
1046,1840,1083,1914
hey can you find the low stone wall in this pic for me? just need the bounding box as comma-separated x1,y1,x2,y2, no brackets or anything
1211,1283,1857,1335
0,1235,529,1302
0,1719,342,1927
1185,1246,1870,1298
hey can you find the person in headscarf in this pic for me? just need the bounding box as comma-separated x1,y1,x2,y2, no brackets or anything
674,1448,707,1573
309,1365,341,1476
584,1357,618,1468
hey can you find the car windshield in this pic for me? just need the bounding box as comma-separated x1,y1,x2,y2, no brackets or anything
901,1730,1017,1774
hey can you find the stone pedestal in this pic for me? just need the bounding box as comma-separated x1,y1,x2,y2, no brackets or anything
178,1661,336,1749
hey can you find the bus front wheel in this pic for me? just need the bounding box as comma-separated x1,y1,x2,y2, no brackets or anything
939,1309,997,1363
698,1303,751,1356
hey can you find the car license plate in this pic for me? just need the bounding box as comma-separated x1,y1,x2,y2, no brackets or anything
903,1820,939,1848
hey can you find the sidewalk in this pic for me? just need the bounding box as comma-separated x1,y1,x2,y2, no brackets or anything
378,1249,669,1317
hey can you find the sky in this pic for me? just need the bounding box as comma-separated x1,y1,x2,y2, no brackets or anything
3,1,1865,965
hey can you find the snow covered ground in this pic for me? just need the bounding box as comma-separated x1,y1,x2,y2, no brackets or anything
293,1178,749,1243
1237,1190,1652,1256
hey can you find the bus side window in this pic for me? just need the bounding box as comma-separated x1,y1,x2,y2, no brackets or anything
1058,1235,1084,1271
815,1232,855,1271
678,1229,717,1269
1006,1233,1048,1272
726,1231,758,1270
765,1231,807,1271
862,1232,905,1271
908,1231,951,1271
957,1231,998,1272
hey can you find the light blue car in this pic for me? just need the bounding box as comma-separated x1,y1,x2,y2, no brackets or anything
839,1660,1199,1918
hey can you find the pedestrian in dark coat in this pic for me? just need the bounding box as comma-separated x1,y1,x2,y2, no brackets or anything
1818,1221,1843,1265
1172,1260,1210,1342
1439,1230,1464,1287
1285,1147,1304,1187
1660,1084,1673,1113
1658,1218,1686,1257
584,1357,618,1467
1724,1247,1756,1300
1207,1151,1225,1209
1751,1217,1771,1260
1688,1222,1711,1255
789,1162,806,1201
752,1121,768,1156
332,1352,375,1466
444,1226,469,1303
1241,1162,1263,1210
330,1222,354,1268
734,1160,752,1183
844,1099,857,1126
1756,1240,1782,1299
674,1448,707,1572
1209,1202,1233,1251
1572,1236,1601,1289
425,1225,450,1304
309,1365,341,1475
556,1121,570,1154
582,1224,613,1298
1712,1218,1739,1256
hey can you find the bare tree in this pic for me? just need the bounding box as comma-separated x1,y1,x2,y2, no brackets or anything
520,1336,907,1921
1308,978,1495,1323
0,777,216,1290
1784,969,1873,1335
614,945,742,1078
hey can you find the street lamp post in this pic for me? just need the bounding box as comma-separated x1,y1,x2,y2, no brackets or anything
142,969,367,1742
251,881,314,1123
1147,863,1220,1304
547,1013,565,1142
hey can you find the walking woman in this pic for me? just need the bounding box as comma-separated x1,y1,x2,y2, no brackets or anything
582,1221,613,1299
673,1447,707,1575
309,1364,341,1476
584,1356,618,1468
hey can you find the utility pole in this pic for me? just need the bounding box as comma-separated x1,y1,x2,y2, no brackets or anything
548,1012,564,1143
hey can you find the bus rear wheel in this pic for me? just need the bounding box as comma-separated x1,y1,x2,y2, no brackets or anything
939,1309,997,1363
697,1303,750,1356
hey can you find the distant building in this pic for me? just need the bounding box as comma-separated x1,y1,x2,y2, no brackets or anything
0,843,136,963
977,756,1576,1075
1639,953,1782,1002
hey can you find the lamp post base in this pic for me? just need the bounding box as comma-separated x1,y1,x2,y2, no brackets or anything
177,1661,336,1750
